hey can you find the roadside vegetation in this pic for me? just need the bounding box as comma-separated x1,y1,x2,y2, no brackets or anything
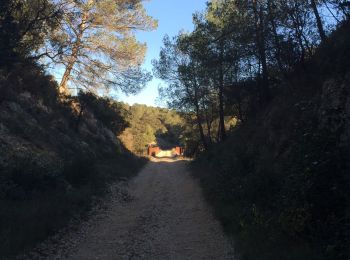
0,57,148,258
154,1,350,259
2,0,350,259
0,0,153,258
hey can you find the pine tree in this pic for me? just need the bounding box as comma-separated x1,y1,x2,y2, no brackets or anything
50,0,157,95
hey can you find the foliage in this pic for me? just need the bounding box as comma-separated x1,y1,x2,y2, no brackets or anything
0,0,61,67
0,59,59,106
118,103,190,155
48,0,157,94
0,0,157,96
77,92,129,135
0,60,147,257
0,10,148,255
154,0,348,151
192,19,350,260
0,152,146,258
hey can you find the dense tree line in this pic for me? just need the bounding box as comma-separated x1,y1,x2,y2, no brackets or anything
159,1,350,259
153,0,350,151
118,103,188,155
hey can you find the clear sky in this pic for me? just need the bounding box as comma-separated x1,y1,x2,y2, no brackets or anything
118,0,208,107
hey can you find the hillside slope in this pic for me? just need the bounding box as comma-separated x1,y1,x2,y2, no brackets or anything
193,20,350,260
0,60,146,258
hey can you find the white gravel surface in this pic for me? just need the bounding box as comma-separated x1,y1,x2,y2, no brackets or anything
20,158,234,260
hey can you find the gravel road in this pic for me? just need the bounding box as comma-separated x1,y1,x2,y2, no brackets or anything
25,158,234,260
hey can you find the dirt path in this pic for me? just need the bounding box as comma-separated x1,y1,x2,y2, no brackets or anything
29,158,234,260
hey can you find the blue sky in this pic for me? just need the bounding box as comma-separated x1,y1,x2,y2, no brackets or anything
119,0,208,107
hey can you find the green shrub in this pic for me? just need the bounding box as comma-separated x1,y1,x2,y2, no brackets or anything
77,92,129,135
192,112,350,259
0,154,147,258
63,155,96,188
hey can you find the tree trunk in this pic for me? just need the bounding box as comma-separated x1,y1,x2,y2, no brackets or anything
310,0,326,42
59,1,91,95
59,53,78,94
195,105,208,150
236,94,244,123
267,0,285,74
75,103,84,132
185,81,208,150
216,121,221,143
218,40,227,141
205,110,213,145
288,7,307,64
253,0,270,105
218,87,226,141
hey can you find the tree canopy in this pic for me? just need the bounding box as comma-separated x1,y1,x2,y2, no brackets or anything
49,0,157,95
118,103,187,155
153,0,349,151
0,0,61,66
1,0,157,96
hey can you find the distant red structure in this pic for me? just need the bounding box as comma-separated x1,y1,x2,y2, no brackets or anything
147,144,184,157
148,145,160,157
174,147,184,156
